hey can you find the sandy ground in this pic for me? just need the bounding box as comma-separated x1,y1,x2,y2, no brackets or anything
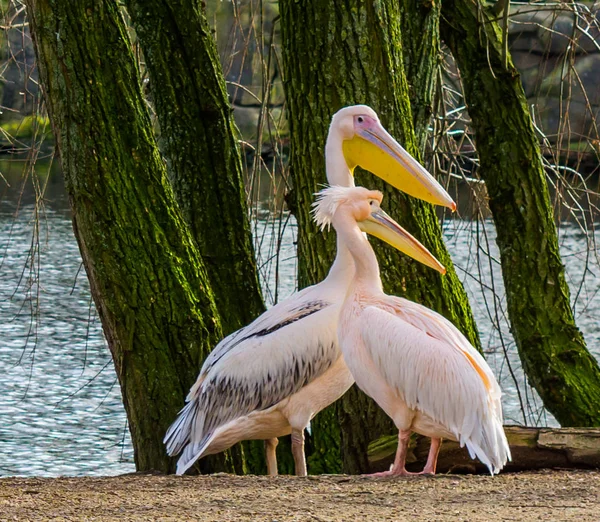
0,469,598,521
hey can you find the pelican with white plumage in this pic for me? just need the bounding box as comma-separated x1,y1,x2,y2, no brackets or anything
313,185,511,476
164,105,454,476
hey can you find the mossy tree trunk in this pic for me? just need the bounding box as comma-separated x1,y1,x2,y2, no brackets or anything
440,0,600,426
280,0,480,474
25,0,228,472
125,0,265,337
124,0,267,473
399,0,442,152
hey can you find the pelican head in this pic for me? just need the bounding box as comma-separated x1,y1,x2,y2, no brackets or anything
313,186,446,274
327,105,456,211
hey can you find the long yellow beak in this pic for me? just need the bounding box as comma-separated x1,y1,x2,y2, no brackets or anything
343,122,456,211
359,205,446,274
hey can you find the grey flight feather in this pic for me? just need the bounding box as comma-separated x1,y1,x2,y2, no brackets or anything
195,339,337,439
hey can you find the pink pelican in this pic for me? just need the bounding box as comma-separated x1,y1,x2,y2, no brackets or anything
313,185,511,476
164,105,454,476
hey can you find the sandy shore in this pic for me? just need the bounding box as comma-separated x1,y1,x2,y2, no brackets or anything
0,469,598,521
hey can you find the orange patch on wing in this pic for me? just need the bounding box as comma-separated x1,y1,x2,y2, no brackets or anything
460,349,492,391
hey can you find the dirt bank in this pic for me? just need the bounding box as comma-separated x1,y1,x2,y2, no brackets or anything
0,469,598,521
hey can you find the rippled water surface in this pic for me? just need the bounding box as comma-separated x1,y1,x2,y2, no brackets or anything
1,169,599,477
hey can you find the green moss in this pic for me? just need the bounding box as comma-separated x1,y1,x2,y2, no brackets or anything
0,115,52,142
307,406,343,475
399,0,441,154
125,0,265,339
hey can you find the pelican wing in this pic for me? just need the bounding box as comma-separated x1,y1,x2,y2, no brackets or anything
359,297,510,474
164,286,342,471
198,286,331,379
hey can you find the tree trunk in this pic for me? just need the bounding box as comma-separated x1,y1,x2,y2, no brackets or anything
25,0,226,472
399,0,441,153
123,0,267,473
280,0,480,474
440,0,600,426
124,0,265,337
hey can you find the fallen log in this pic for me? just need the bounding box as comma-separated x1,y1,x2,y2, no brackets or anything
367,426,600,474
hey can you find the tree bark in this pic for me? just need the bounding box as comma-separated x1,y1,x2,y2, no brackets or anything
440,0,600,426
399,0,442,153
25,0,226,472
124,0,265,337
123,0,267,473
280,0,480,474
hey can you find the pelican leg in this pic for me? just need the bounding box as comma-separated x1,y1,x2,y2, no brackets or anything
291,428,307,477
420,437,441,475
367,429,414,477
265,438,279,476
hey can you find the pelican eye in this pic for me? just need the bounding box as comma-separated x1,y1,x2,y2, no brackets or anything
357,116,364,123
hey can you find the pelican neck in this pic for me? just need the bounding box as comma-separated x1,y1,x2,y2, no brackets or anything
322,129,358,286
323,234,355,287
331,212,383,293
325,133,353,187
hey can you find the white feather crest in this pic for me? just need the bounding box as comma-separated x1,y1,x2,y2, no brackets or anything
312,185,375,231
312,186,348,231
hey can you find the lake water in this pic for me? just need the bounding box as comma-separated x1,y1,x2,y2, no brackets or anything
1,164,599,477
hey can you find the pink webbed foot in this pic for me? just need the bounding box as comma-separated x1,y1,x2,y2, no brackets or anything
364,435,442,478
366,468,416,478
364,429,415,478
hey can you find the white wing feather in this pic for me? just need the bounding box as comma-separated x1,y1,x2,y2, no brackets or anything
199,285,321,378
359,297,510,474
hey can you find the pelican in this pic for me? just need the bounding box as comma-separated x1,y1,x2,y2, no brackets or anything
313,185,510,476
164,105,454,476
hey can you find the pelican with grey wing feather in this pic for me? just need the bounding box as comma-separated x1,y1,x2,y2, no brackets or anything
164,105,455,476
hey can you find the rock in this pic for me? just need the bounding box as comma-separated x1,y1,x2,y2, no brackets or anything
570,54,600,105
509,5,600,55
509,33,546,55
511,50,544,71
519,55,560,98
538,54,600,105
508,7,559,54
534,96,600,140
568,7,600,54
509,5,558,29
538,13,576,55
232,105,260,139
